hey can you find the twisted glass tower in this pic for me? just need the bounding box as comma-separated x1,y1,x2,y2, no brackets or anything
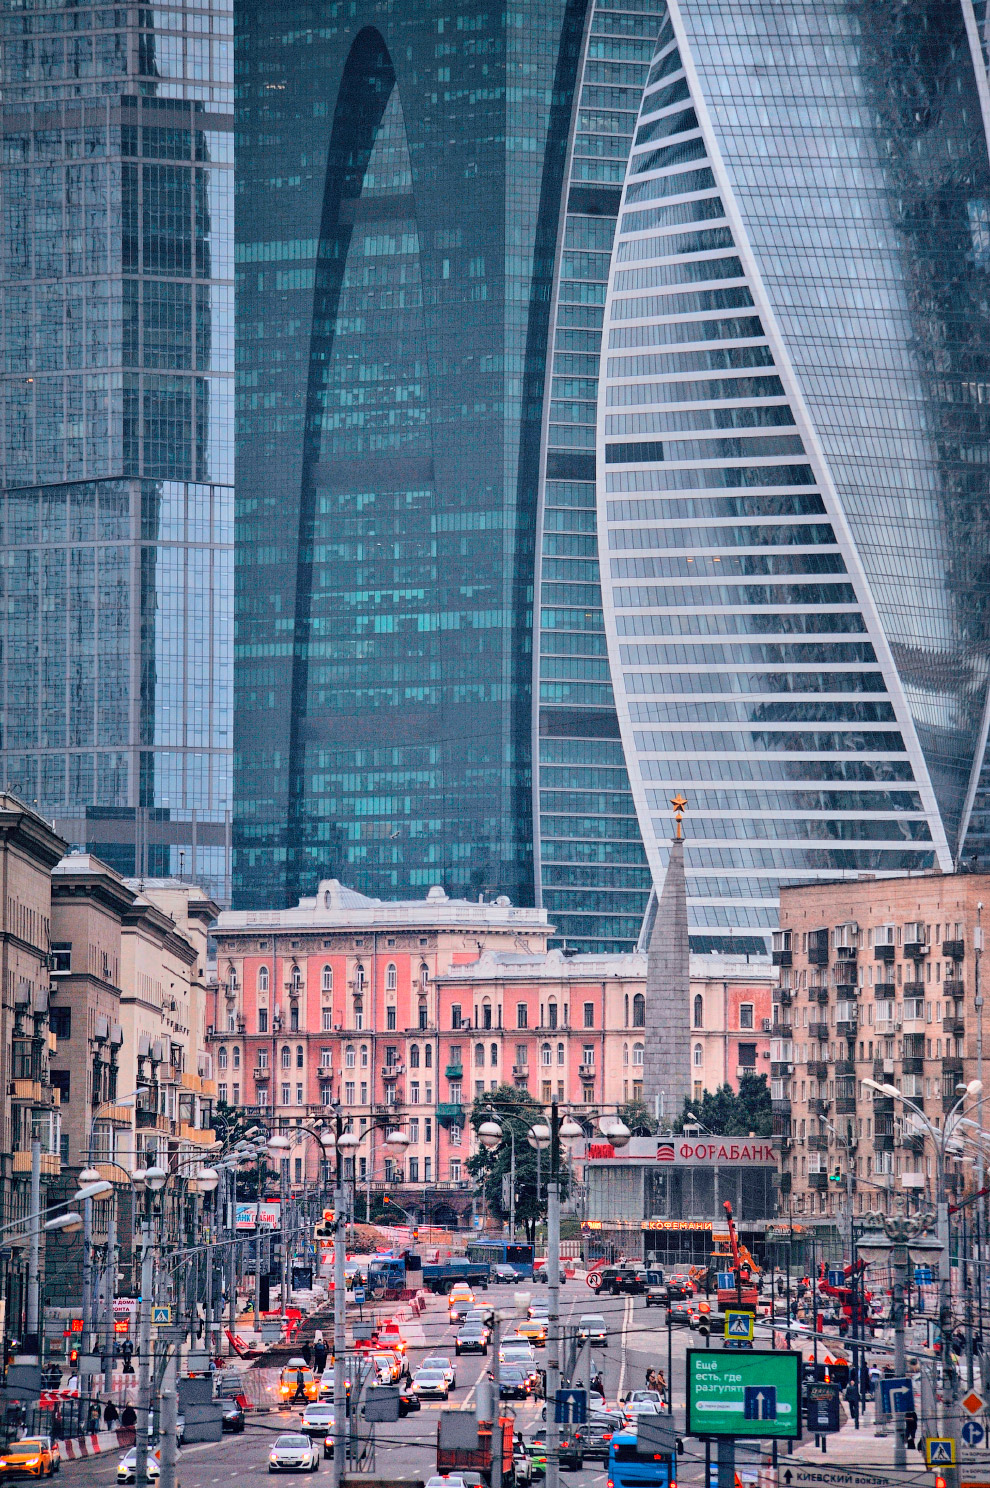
599,0,990,946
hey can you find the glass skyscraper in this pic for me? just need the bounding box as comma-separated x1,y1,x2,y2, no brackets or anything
236,0,990,951
599,0,990,947
0,1,233,902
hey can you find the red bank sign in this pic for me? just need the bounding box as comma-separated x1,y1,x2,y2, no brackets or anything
582,1138,775,1166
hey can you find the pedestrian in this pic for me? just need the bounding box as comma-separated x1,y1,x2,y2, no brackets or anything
301,1341,312,1367
904,1408,918,1449
51,1405,62,1441
104,1401,119,1431
86,1400,100,1434
293,1369,306,1402
591,1371,604,1398
655,1370,667,1398
120,1404,136,1430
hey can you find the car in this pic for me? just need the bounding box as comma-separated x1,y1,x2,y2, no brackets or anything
493,1263,518,1283
280,1361,319,1403
376,1323,407,1355
425,1477,465,1488
0,1439,60,1479
371,1351,402,1384
668,1299,692,1325
268,1433,320,1473
448,1297,473,1323
412,1369,450,1400
512,1442,533,1485
221,1400,246,1433
624,1391,663,1407
117,1450,161,1485
498,1365,531,1400
573,1419,617,1461
643,1270,666,1307
500,1340,536,1365
576,1314,608,1346
455,1325,488,1355
623,1400,663,1424
396,1389,421,1418
515,1318,547,1347
664,1274,695,1301
464,1304,495,1327
422,1356,456,1389
527,1301,549,1321
301,1403,335,1440
527,1428,582,1473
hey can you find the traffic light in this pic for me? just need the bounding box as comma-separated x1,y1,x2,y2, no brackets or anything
412,1227,419,1241
828,1169,843,1185
68,1347,79,1367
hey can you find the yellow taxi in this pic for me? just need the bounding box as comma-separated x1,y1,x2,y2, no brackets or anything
0,1438,60,1478
279,1359,319,1403
448,1284,475,1323
515,1317,547,1347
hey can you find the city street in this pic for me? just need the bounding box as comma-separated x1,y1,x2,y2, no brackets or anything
53,1282,723,1488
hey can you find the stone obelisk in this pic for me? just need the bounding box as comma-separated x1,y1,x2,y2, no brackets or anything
642,794,691,1127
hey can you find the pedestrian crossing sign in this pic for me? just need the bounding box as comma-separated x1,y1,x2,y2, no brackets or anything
151,1305,173,1325
725,1310,754,1342
926,1438,956,1467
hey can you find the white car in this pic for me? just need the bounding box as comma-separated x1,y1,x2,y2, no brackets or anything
425,1478,466,1488
500,1342,536,1368
117,1449,162,1484
576,1314,608,1346
411,1369,449,1400
268,1433,320,1473
300,1403,335,1439
421,1356,456,1389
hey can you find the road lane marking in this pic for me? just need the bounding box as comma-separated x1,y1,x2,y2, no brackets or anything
616,1293,633,1401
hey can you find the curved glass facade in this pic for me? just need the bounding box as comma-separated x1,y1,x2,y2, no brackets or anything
598,0,990,947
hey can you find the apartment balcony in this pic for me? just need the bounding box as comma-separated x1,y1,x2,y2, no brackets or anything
904,941,928,959
943,940,965,960
901,1058,924,1076
736,1065,757,1080
772,1099,792,1116
772,949,792,967
835,1097,857,1115
443,1065,462,1081
813,987,830,1005
809,1022,829,1041
512,1065,528,1078
944,1056,964,1076
773,1026,793,1044
436,1103,464,1125
834,982,858,999
96,1104,136,1127
580,1064,595,1079
253,1067,269,1082
903,981,925,995
874,944,895,963
835,1059,856,1077
871,1096,894,1114
874,983,895,999
836,1019,858,1040
944,1016,965,1036
13,1151,59,1176
873,1133,894,1152
778,1172,792,1195
809,1098,829,1116
807,1133,829,1151
903,1132,925,1153
136,1109,170,1132
808,1171,829,1189
836,946,858,962
771,1062,793,1079
382,1064,403,1080
773,987,793,1006
945,980,965,997
179,1123,215,1145
808,945,830,966
807,1061,828,1080
9,1080,42,1103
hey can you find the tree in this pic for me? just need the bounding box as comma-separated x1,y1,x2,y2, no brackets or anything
466,1084,570,1244
209,1100,260,1197
618,1099,658,1136
674,1072,773,1137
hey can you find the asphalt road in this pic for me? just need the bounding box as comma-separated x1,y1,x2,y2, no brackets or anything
56,1281,717,1488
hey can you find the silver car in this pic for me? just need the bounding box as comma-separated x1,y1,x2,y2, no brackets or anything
268,1434,320,1473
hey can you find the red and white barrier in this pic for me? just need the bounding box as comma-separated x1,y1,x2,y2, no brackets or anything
61,1430,130,1460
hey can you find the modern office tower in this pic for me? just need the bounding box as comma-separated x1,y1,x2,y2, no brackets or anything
0,2,234,902
235,0,655,943
598,0,990,951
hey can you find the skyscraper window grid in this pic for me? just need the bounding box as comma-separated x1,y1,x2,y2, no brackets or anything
597,0,990,949
0,0,233,902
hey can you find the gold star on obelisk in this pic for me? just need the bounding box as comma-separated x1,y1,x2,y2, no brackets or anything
670,793,688,839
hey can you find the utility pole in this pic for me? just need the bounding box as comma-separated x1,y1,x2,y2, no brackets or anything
103,1211,117,1395
159,1351,177,1488
26,1136,40,1355
134,1224,153,1488
332,1127,347,1488
976,906,985,1393
545,1102,561,1488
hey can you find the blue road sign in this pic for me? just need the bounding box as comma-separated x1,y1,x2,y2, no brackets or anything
555,1388,588,1426
880,1378,914,1417
926,1439,955,1466
717,1272,736,1290
827,1270,846,1288
914,1266,933,1284
726,1311,754,1341
354,1287,365,1304
963,1421,985,1448
743,1386,777,1422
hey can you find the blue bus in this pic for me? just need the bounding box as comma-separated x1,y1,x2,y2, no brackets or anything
607,1431,676,1488
466,1241,534,1278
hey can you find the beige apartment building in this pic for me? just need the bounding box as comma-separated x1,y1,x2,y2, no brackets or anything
773,870,989,1229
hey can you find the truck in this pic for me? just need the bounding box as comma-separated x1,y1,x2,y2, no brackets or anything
436,1416,514,1486
367,1254,491,1297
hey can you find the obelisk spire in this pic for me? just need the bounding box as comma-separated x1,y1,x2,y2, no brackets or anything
642,796,691,1127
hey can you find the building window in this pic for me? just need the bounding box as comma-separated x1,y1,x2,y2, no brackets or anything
233,1083,239,1103
738,1043,757,1070
739,1003,754,1030
475,1043,485,1068
289,1006,299,1031
218,1083,227,1103
344,1081,355,1104
51,1070,70,1104
281,1083,290,1105
424,1045,432,1068
451,1004,462,1029
50,1007,71,1039
218,1047,228,1070
345,1045,355,1068
281,1046,291,1069
386,963,397,991
515,1044,528,1067
233,1047,240,1069
386,1005,396,1031
294,1158,302,1182
693,1043,703,1067
408,1157,419,1183
320,1048,332,1068
517,1003,528,1029
410,1044,420,1068
623,1043,629,1067
296,1083,303,1104
547,1001,558,1029
257,1050,268,1070
693,994,704,1028
322,1009,332,1031
420,963,429,990
355,964,366,991
581,1044,594,1067
482,1001,492,1029
633,993,645,1027
490,1043,498,1066
450,1124,461,1146
257,1086,268,1106
541,1043,552,1067
258,966,269,993
633,1042,644,1067
296,1045,304,1068
418,1001,428,1030
322,965,332,992
410,1082,420,1103
556,1041,564,1066
258,1009,268,1033
583,1002,594,1029
424,1158,432,1182
359,1045,368,1068
449,1160,461,1183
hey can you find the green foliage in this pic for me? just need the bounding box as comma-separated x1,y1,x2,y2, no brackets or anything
210,1100,259,1198
466,1084,570,1245
618,1099,659,1136
674,1072,773,1137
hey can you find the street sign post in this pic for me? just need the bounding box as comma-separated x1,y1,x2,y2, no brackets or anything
926,1438,956,1467
962,1420,985,1448
151,1305,173,1326
686,1349,801,1439
827,1270,846,1288
962,1390,986,1416
879,1378,914,1417
717,1272,736,1290
725,1311,754,1343
555,1388,587,1426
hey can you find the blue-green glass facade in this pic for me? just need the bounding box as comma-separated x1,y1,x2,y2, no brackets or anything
0,1,234,901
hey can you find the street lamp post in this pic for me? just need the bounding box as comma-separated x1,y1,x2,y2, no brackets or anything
857,1211,943,1469
134,1164,167,1488
478,1118,516,1241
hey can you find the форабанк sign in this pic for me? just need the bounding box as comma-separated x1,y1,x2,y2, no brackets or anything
579,1136,776,1165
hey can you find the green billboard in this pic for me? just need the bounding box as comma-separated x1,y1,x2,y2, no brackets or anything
686,1349,801,1439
